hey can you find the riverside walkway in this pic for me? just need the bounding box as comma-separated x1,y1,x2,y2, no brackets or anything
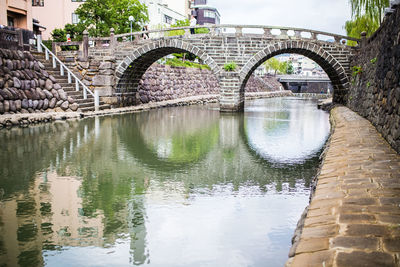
287,106,400,267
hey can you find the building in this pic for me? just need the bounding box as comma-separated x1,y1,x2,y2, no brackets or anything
140,0,187,29
0,0,33,30
32,0,82,40
191,0,220,25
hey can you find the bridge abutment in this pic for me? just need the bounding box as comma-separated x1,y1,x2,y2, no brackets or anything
218,72,244,112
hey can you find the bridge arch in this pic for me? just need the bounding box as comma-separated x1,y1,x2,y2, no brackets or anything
115,40,220,93
239,40,350,103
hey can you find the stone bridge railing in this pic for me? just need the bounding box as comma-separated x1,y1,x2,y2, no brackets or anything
114,24,359,44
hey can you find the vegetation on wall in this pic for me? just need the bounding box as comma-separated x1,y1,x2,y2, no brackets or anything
165,58,211,70
223,62,237,71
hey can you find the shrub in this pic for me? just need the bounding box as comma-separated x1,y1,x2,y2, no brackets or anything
165,58,210,70
351,65,363,76
223,62,237,71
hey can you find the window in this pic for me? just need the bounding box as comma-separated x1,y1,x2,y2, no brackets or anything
72,13,80,24
204,10,216,18
32,0,44,6
164,15,172,24
7,16,14,27
71,0,86,2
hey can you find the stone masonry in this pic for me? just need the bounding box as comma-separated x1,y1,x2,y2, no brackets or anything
347,6,400,153
286,106,400,267
0,48,78,115
114,35,354,111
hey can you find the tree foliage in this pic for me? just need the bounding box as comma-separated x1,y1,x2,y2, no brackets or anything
344,14,380,45
51,29,67,42
264,57,293,75
286,62,294,74
165,19,189,36
74,0,148,37
348,0,389,24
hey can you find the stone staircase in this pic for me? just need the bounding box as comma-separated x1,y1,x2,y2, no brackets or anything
31,52,110,112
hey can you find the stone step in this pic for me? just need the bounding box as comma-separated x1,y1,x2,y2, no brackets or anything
75,99,95,104
80,104,111,112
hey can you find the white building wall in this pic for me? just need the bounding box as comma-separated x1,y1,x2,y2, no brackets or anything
140,0,187,29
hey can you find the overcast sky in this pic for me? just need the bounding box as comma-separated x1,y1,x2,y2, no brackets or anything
207,0,352,36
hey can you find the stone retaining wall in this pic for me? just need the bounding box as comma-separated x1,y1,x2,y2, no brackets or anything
0,48,78,115
347,6,400,153
136,64,220,104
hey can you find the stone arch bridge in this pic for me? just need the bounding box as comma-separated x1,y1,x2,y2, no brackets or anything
68,25,360,112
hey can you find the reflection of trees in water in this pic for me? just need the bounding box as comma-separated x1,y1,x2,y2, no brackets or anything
118,111,220,169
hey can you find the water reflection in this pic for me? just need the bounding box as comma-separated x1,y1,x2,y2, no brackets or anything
0,97,330,267
244,98,330,164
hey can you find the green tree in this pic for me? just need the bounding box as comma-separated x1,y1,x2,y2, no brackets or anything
264,58,293,75
51,28,67,42
279,61,288,74
64,23,86,41
344,14,380,45
348,0,389,24
74,0,148,37
286,62,294,74
166,19,189,36
264,57,281,76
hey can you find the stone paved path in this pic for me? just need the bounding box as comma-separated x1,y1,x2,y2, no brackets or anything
287,106,400,267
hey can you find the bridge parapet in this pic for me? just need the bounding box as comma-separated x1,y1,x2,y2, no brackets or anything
110,24,360,46
50,25,359,51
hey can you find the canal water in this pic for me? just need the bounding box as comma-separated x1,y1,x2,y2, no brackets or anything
0,97,330,267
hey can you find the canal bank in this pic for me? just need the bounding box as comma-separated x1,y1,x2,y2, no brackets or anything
287,106,400,267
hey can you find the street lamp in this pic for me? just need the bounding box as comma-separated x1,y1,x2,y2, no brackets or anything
129,15,134,41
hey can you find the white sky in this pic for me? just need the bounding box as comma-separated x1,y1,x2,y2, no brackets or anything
206,0,352,36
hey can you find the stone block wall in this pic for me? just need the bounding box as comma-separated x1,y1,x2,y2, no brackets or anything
0,49,77,115
347,7,400,153
245,74,283,92
57,47,116,97
135,64,219,104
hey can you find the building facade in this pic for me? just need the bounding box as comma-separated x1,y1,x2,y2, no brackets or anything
191,0,220,25
140,0,187,29
0,0,33,30
32,0,83,40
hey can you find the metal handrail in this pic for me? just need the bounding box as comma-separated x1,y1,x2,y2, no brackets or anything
37,37,99,111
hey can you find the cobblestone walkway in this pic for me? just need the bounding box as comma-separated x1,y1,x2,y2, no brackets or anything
287,106,400,267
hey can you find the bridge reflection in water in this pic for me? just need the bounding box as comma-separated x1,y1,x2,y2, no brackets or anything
0,97,330,267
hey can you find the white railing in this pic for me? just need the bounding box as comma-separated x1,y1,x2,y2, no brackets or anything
37,36,99,111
